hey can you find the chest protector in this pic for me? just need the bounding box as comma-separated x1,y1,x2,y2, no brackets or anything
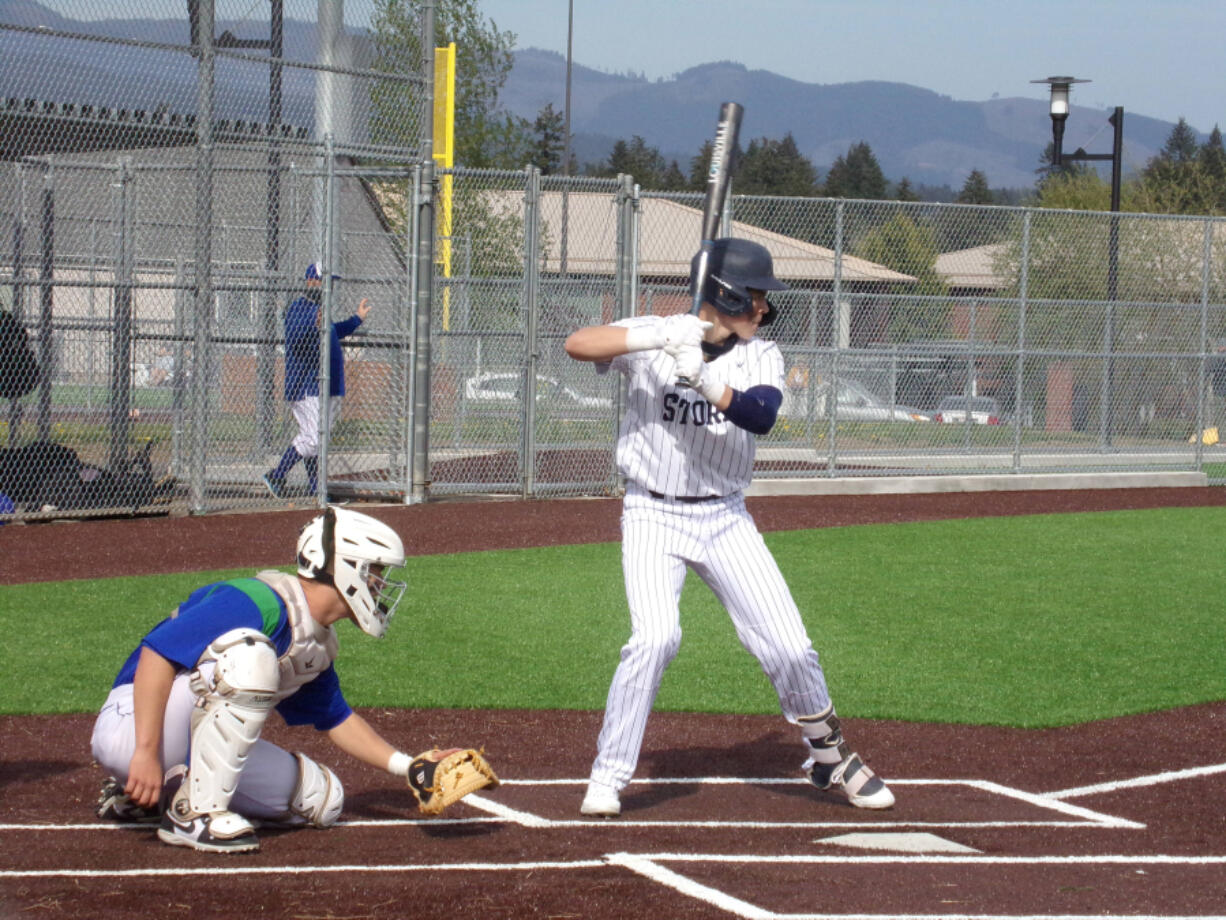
254,570,340,702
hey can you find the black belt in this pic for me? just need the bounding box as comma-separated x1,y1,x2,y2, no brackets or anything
648,490,722,504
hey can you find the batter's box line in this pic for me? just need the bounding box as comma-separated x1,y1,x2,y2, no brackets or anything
607,851,1226,920
470,777,1142,830
1041,761,1226,801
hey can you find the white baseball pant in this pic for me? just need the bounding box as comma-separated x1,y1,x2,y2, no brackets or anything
290,395,343,458
90,665,298,821
588,485,832,791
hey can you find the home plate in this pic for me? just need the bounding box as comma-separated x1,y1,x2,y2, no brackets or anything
816,832,980,853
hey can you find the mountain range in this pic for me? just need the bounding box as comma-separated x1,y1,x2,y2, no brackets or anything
503,49,1190,192
0,1,1199,192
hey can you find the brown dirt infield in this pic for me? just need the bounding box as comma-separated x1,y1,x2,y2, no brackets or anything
2,487,1226,919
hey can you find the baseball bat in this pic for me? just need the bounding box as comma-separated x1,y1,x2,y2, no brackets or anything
689,101,743,316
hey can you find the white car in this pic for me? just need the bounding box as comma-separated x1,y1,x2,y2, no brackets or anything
463,372,613,411
933,395,1002,425
782,378,930,423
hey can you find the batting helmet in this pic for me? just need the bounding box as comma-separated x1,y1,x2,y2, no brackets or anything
690,238,788,327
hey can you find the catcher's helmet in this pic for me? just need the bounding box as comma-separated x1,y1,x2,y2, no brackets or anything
690,238,788,327
297,505,407,638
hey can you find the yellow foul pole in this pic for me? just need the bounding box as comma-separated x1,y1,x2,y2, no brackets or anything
433,42,456,330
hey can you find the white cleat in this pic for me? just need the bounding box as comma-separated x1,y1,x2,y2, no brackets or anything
580,781,621,817
810,753,895,810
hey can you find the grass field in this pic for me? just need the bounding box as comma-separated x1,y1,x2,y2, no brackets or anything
3,506,1223,727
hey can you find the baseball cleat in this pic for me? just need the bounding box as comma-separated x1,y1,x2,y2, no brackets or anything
809,752,895,810
580,781,621,817
261,473,285,499
96,776,160,824
157,779,260,854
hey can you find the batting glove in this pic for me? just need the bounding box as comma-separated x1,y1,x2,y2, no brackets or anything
624,314,712,354
673,344,724,404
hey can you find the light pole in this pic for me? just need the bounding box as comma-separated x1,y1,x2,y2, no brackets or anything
1032,76,1123,445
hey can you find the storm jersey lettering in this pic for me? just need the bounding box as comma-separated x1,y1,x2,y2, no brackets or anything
600,315,785,497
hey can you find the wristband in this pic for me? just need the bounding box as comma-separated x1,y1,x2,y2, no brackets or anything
387,750,412,777
623,324,664,352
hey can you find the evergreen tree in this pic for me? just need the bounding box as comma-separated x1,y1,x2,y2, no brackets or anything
599,136,668,186
823,142,887,199
530,103,565,175
1138,118,1221,214
956,169,994,205
1160,117,1200,165
1201,126,1226,211
688,140,713,191
660,160,687,191
736,134,820,196
895,177,920,202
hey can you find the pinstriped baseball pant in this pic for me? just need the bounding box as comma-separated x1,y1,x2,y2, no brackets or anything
588,486,832,791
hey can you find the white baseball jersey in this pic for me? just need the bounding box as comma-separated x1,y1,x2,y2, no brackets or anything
585,316,833,795
601,316,786,496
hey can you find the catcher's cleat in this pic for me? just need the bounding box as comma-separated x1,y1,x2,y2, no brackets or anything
157,778,259,854
261,473,285,499
96,776,160,824
579,781,621,817
809,753,895,810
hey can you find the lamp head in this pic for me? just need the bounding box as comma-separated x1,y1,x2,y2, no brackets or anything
1031,76,1090,123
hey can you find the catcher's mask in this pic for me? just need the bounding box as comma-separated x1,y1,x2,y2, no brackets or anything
297,505,407,638
689,237,788,327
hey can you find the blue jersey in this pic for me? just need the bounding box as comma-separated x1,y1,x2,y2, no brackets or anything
283,290,363,401
112,577,352,731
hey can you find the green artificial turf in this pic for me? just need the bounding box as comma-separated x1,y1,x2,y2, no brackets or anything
2,507,1223,726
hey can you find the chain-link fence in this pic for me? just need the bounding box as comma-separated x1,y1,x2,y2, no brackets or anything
3,3,1225,522
436,176,1226,498
1,1,431,519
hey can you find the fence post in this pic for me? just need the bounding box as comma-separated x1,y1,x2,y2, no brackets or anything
615,174,636,320
315,134,336,507
521,165,542,499
7,167,26,446
1013,209,1031,471
189,0,216,513
1195,219,1213,466
109,158,133,474
36,165,54,445
400,165,420,500
827,200,845,472
409,159,435,504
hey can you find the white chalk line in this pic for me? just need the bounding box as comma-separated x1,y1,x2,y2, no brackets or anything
0,775,1143,833
610,852,1226,920
0,818,1122,833
0,859,606,880
1043,762,1226,800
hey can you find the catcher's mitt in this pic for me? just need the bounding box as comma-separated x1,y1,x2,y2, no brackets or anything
407,748,500,816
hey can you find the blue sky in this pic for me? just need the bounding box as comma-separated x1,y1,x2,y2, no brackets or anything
479,0,1224,134
43,0,1225,134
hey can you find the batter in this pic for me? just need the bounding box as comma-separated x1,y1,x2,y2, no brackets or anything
564,237,894,816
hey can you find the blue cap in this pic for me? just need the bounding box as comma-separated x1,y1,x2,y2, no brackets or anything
305,262,341,281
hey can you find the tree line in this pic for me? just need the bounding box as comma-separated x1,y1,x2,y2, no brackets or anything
372,0,1225,218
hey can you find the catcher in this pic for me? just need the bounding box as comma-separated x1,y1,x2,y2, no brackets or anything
89,505,498,854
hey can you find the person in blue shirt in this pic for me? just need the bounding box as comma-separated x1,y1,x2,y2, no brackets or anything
90,506,420,854
263,263,371,498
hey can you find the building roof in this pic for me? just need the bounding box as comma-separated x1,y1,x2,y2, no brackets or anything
934,242,1008,291
486,190,915,285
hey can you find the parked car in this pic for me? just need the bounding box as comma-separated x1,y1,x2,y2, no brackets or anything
933,395,1002,425
782,378,930,423
463,371,613,412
